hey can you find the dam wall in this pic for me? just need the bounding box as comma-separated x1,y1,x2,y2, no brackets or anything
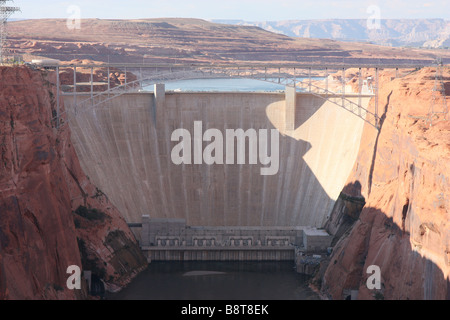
63,90,371,228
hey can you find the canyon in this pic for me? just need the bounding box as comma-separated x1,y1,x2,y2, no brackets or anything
317,67,449,300
0,18,448,300
0,66,147,299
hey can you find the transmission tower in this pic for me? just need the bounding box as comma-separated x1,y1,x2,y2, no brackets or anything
428,58,448,126
0,0,20,64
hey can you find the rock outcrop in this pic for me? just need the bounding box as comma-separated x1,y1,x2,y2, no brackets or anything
320,67,449,300
0,66,147,300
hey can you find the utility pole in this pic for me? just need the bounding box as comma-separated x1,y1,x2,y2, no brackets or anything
0,1,20,64
428,58,448,126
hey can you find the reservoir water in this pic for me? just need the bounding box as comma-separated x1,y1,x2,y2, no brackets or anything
143,78,316,92
107,261,320,300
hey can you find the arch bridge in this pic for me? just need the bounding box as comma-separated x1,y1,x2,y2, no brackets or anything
51,62,436,237
49,63,429,130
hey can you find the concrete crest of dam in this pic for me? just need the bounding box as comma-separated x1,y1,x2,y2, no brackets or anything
63,88,372,232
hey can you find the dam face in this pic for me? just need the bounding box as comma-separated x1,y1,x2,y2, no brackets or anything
63,90,371,228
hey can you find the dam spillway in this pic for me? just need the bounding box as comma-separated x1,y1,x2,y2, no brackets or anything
63,89,372,230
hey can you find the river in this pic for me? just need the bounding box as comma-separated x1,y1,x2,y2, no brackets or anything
106,261,320,300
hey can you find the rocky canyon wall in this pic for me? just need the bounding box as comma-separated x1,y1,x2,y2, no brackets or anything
0,66,147,300
320,67,449,300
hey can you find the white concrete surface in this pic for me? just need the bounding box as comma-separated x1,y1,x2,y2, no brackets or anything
63,90,371,228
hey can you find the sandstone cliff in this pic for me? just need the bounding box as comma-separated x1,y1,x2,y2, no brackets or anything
320,67,449,300
0,66,147,300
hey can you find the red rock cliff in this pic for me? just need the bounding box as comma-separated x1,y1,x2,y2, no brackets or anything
320,67,449,300
0,66,147,300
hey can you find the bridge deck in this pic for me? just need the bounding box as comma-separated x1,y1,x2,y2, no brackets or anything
41,62,431,69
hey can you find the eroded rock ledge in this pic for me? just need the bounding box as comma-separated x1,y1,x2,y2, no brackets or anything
0,66,147,300
318,68,449,300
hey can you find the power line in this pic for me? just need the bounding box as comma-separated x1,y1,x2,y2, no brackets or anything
0,0,20,64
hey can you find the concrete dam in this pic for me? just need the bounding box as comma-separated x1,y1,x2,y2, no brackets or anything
63,85,372,259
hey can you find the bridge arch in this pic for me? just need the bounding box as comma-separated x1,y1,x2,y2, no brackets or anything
55,65,379,130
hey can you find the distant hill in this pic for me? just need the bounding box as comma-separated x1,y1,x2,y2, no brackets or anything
212,19,450,48
7,18,450,65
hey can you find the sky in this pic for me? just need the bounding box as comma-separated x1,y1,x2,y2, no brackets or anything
12,0,450,21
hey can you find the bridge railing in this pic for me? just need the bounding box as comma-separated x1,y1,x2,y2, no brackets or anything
54,65,382,130
295,81,379,129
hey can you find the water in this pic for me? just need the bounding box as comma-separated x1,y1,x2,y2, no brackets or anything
143,78,309,92
106,261,320,300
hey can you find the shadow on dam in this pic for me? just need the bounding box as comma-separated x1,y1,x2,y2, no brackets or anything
63,89,371,232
